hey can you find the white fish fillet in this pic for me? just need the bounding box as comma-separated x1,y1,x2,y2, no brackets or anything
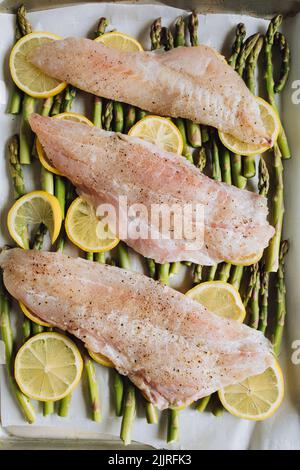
0,248,274,410
29,114,274,265
29,37,272,146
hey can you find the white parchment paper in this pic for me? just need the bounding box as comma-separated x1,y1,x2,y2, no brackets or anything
0,2,299,450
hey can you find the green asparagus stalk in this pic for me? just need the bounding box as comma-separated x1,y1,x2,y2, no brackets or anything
196,395,211,412
114,372,124,417
220,148,232,185
174,16,185,47
264,15,290,159
230,32,259,188
103,100,114,131
7,135,26,199
16,6,34,164
22,317,31,341
243,36,264,178
229,265,244,290
169,262,180,276
272,240,289,355
265,144,284,272
158,263,170,285
19,95,35,165
150,18,162,50
228,23,246,68
120,382,136,445
243,262,259,308
124,106,136,133
0,282,36,423
93,18,108,128
161,26,174,51
51,93,63,116
7,23,23,114
188,11,198,47
146,259,156,278
175,118,193,162
248,266,260,329
61,86,76,113
258,270,269,334
58,393,72,417
206,130,222,281
193,263,203,284
167,408,179,443
185,14,202,148
274,32,290,93
32,224,47,250
113,102,124,133
84,354,101,422
145,401,158,424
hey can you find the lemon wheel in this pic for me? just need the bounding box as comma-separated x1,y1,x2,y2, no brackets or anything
88,350,114,368
7,190,62,249
219,97,280,156
218,359,284,421
14,332,83,401
9,32,67,98
95,31,143,52
128,115,183,154
19,302,52,328
65,197,119,253
186,281,246,322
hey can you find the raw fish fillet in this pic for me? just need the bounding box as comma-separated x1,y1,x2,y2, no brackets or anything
29,37,272,146
29,114,274,265
0,248,274,409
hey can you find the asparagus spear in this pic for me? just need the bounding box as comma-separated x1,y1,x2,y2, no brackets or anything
174,16,185,47
274,32,290,93
17,6,34,165
150,18,162,50
0,280,36,423
264,15,290,159
51,93,63,116
228,23,246,68
175,118,193,162
206,130,222,281
84,354,102,422
61,86,76,113
265,144,284,272
248,266,261,329
243,262,259,308
7,22,23,114
243,36,264,178
146,258,156,278
258,270,269,334
145,401,158,424
161,26,174,50
124,105,136,133
93,18,108,128
186,14,202,148
114,372,124,417
188,11,198,47
196,395,211,412
7,135,26,199
113,102,124,133
103,100,114,131
167,409,179,443
235,33,260,76
272,240,289,355
120,382,136,445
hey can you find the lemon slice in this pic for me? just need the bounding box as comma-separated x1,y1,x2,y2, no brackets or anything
89,350,114,368
65,197,119,253
186,281,246,322
9,32,67,98
128,115,184,154
226,250,263,267
36,112,94,175
95,31,143,52
219,97,280,156
19,302,51,328
14,332,83,401
7,190,62,249
218,359,284,420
